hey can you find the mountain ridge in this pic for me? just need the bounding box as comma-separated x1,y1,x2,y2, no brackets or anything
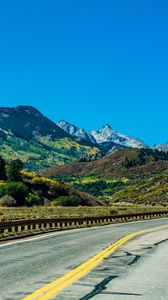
154,142,168,152
0,105,167,173
0,105,70,141
57,120,148,152
56,120,96,144
0,106,100,170
42,148,168,179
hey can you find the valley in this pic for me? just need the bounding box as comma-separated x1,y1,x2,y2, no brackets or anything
0,105,168,209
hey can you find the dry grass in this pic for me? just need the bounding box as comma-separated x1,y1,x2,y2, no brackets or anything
0,204,167,221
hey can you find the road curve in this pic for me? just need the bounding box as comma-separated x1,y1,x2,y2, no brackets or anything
0,218,168,300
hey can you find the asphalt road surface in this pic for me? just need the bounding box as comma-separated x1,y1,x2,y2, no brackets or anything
1,218,168,300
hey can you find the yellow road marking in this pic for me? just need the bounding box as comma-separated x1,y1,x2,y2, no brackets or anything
22,224,168,300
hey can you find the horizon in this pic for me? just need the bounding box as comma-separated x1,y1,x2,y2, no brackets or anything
0,1,168,146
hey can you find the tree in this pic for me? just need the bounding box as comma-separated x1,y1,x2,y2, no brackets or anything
0,156,6,180
6,159,23,182
5,182,29,206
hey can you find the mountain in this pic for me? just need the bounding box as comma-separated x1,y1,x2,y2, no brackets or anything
42,148,168,179
0,106,70,141
56,120,96,144
90,124,148,150
21,171,105,206
0,106,100,171
57,121,148,152
42,148,168,206
0,168,104,207
154,142,168,152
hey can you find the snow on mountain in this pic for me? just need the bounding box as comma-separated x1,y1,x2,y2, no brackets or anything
154,142,168,152
56,120,96,143
90,124,147,149
57,121,148,151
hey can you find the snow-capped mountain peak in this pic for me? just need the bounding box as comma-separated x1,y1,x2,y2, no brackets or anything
154,142,168,152
56,120,96,143
102,124,112,130
90,124,117,144
57,120,148,152
90,124,147,149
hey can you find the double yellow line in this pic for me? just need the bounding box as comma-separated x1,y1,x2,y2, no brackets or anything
22,224,168,300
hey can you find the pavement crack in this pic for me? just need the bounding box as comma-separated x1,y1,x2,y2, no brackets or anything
128,255,141,266
125,251,132,257
143,246,152,250
103,291,142,296
154,238,168,246
79,275,118,300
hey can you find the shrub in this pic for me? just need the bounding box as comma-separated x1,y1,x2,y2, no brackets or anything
0,195,16,207
5,182,29,206
20,170,36,179
0,183,7,198
32,176,61,187
56,195,83,206
25,193,42,206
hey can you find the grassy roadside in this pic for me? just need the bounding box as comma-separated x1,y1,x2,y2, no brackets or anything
0,204,167,221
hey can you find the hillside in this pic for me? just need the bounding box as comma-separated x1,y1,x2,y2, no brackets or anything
0,166,104,207
0,106,100,170
1,105,167,174
42,148,168,179
0,106,69,140
42,148,168,206
21,171,104,206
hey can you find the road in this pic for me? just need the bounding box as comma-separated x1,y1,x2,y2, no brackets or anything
0,218,168,300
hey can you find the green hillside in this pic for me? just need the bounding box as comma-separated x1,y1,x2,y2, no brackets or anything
0,106,100,170
43,148,168,206
0,157,104,207
0,133,100,171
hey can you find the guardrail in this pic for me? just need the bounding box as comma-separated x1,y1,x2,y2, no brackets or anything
1,211,168,241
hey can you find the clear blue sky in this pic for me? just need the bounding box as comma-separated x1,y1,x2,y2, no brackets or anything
0,0,168,146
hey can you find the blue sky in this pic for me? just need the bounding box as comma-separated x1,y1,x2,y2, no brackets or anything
0,0,168,146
